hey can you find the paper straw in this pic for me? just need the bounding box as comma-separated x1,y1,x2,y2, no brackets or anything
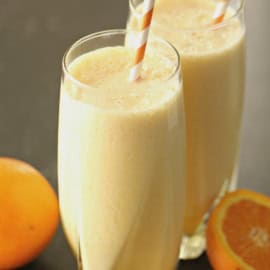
212,0,230,24
129,0,155,81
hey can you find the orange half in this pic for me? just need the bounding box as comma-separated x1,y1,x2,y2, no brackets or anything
206,189,270,270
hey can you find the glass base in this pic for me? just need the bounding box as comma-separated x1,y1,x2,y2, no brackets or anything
180,221,206,259
180,168,239,260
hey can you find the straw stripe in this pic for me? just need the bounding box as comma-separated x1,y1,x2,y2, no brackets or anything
131,28,150,49
141,8,154,28
212,0,230,24
129,0,155,81
134,43,147,63
129,62,143,81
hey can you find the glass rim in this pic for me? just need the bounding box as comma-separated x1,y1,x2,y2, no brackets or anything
62,29,181,90
129,0,245,32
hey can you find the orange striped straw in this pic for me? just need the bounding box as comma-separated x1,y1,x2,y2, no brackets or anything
129,0,155,81
212,0,230,24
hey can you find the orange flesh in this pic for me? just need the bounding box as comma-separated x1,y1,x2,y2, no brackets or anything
223,199,270,270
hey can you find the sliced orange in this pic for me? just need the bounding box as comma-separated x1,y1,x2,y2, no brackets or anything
206,189,270,270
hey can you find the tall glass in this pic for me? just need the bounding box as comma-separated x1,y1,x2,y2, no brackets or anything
128,0,246,259
58,29,186,270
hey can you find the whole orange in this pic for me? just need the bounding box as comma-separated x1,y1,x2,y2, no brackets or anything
0,157,59,269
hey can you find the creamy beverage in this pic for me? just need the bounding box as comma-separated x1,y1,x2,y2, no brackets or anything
128,0,245,239
58,33,186,270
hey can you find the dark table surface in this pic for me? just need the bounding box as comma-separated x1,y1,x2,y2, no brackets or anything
1,0,269,269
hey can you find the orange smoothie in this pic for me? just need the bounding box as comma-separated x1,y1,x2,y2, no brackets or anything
128,0,245,234
58,45,186,270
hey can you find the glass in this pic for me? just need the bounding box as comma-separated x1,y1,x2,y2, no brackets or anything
58,29,186,269
128,0,246,259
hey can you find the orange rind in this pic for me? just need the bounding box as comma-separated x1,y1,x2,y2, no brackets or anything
0,157,59,269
